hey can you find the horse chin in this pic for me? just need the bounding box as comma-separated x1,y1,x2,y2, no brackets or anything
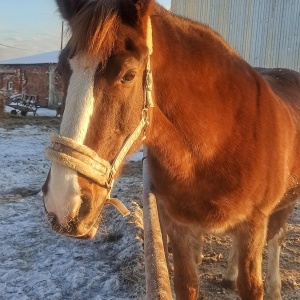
75,213,103,239
53,219,101,240
73,223,99,240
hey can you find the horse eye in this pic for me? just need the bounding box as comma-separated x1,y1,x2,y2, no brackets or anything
121,70,136,83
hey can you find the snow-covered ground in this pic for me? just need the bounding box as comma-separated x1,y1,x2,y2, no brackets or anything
1,115,298,299
0,123,145,299
5,106,57,117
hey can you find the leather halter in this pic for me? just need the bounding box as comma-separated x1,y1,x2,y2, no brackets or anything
45,19,153,217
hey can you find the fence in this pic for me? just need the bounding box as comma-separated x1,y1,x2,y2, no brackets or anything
142,147,173,299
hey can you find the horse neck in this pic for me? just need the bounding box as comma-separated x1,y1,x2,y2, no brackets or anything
147,7,254,175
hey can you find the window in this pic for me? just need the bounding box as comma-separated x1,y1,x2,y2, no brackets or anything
8,82,13,90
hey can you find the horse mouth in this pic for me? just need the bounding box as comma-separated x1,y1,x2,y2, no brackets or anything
46,212,101,240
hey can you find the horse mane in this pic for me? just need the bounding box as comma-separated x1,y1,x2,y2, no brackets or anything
68,0,120,60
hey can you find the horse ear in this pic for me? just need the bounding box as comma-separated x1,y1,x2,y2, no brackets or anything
55,0,87,21
120,0,155,27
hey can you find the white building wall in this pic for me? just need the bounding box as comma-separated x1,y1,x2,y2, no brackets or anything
171,0,300,71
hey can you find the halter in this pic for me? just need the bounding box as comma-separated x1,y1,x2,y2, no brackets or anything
45,19,153,217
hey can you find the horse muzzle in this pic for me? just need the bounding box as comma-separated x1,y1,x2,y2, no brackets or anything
46,211,100,239
44,189,106,239
42,168,129,239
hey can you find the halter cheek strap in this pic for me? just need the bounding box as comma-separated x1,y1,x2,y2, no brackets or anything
45,19,154,218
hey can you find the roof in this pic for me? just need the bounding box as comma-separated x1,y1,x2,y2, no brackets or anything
0,51,60,65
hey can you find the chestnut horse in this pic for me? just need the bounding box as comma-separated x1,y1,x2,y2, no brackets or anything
42,1,300,299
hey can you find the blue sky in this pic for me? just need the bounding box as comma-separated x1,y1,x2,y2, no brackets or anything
0,0,171,61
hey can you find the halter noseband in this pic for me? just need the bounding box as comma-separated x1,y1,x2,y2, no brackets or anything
45,19,153,217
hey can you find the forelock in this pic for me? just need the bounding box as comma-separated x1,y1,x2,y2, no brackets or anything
68,0,120,61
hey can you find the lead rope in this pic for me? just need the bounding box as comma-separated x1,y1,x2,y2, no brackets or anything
45,18,153,218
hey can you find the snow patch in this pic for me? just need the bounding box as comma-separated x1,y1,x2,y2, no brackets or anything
0,124,145,299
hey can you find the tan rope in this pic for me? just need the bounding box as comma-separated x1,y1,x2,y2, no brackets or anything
147,18,153,55
45,114,149,217
50,135,111,169
45,134,111,187
106,198,131,217
45,135,131,217
110,117,147,178
145,18,154,109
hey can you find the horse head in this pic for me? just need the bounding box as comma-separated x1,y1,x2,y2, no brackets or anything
42,0,155,239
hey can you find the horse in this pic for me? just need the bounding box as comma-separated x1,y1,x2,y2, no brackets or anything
42,1,300,299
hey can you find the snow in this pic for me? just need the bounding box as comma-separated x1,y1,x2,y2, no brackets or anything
0,124,145,299
126,150,143,162
5,106,57,117
0,51,60,65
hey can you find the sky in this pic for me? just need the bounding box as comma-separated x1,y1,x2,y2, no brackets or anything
0,0,171,61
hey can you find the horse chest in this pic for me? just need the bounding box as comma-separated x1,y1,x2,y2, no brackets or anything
150,164,250,233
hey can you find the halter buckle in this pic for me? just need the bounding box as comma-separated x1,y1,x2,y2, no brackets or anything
106,167,116,189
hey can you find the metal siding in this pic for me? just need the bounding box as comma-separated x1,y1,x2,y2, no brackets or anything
171,0,300,71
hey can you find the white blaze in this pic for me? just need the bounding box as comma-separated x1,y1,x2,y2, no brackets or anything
60,56,98,141
265,229,283,300
223,235,239,285
45,55,98,225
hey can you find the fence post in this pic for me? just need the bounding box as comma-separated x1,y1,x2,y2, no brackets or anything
142,146,172,300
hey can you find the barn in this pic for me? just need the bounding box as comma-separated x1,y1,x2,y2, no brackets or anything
171,0,300,71
0,51,62,108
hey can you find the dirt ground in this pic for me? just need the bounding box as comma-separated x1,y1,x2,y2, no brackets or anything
0,114,61,130
1,115,299,299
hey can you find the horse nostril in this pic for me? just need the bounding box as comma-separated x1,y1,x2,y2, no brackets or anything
47,212,61,231
79,194,92,219
46,211,77,235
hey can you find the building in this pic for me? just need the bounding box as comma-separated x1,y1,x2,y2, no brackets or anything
0,51,62,107
171,0,300,71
